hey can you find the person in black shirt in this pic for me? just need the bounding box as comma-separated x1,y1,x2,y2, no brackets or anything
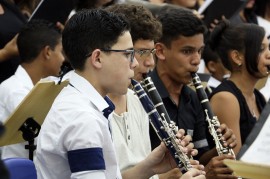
150,7,238,179
209,19,269,155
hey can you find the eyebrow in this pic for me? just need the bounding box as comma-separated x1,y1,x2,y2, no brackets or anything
181,45,205,49
135,48,154,50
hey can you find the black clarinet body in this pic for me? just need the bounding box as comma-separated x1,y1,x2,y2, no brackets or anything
191,73,235,156
141,75,176,130
131,79,192,173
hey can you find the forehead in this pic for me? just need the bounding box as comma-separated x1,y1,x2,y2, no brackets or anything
134,39,155,48
170,34,204,49
112,31,133,49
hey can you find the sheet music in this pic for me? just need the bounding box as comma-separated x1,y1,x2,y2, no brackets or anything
240,114,270,165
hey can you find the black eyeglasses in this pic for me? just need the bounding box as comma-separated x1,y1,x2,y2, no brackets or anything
101,49,135,64
135,48,156,58
85,49,135,64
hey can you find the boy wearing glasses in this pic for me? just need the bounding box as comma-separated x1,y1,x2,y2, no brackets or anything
35,9,205,179
106,4,204,179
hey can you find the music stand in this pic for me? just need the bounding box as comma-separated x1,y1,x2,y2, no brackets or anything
0,79,69,160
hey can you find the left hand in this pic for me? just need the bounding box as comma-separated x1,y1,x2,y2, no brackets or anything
176,129,198,157
218,123,237,148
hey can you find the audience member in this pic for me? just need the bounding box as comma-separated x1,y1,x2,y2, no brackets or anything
0,19,64,159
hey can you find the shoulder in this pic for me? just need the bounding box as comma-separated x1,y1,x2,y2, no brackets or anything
210,91,238,105
0,75,21,90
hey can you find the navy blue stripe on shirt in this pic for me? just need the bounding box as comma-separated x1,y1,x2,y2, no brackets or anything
68,148,105,173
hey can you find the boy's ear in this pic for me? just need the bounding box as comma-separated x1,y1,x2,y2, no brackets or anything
88,49,102,69
155,43,166,61
42,46,51,60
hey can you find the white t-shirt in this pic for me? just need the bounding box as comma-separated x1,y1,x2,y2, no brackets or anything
111,89,151,171
35,71,121,179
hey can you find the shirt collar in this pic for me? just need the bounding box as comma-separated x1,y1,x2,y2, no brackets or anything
69,71,110,113
103,96,115,119
15,65,34,90
149,68,192,103
208,76,221,88
149,68,170,99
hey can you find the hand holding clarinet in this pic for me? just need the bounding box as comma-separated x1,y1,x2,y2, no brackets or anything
131,77,204,176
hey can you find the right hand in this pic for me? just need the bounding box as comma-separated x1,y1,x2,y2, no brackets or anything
205,155,238,179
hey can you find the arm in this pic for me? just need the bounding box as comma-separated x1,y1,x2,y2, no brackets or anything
210,92,242,154
0,35,18,62
122,143,205,179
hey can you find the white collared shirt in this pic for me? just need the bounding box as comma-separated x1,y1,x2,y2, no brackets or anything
0,65,34,159
35,71,121,179
208,76,221,89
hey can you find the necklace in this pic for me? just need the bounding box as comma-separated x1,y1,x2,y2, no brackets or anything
251,109,257,119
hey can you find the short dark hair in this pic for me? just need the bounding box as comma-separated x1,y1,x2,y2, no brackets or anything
75,0,116,11
62,9,130,71
209,19,265,76
17,19,61,63
105,4,162,42
157,7,207,48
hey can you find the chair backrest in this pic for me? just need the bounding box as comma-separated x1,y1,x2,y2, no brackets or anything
3,158,37,179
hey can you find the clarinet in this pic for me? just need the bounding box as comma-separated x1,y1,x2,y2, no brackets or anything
131,79,192,173
191,73,235,156
141,74,175,129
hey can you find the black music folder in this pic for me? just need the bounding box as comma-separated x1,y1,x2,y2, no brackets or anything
224,100,270,179
198,0,248,27
29,0,78,24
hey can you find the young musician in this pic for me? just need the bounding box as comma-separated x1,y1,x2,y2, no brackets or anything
0,19,64,159
149,7,238,178
106,4,203,179
209,19,270,155
35,9,206,179
202,44,230,95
